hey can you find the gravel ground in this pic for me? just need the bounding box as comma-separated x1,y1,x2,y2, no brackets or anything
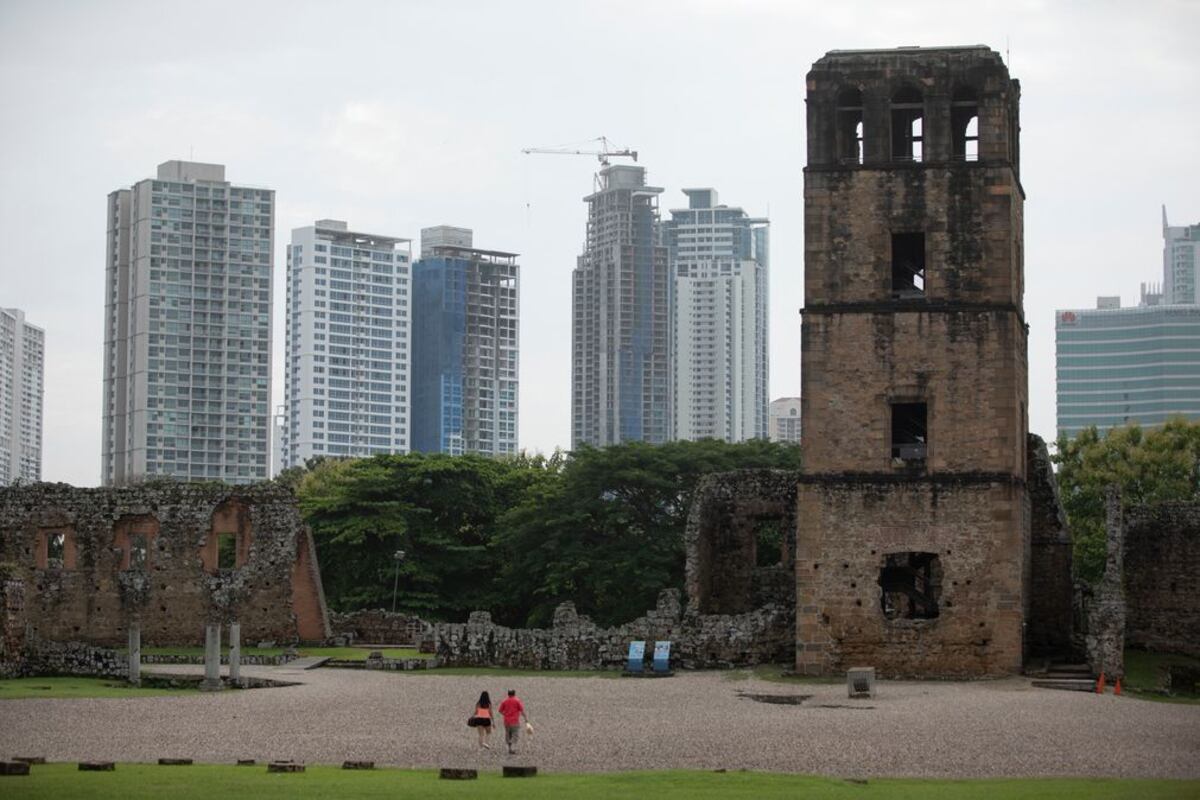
1,665,1198,778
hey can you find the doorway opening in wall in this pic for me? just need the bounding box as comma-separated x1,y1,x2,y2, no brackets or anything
216,534,237,570
890,402,927,465
878,552,942,620
46,532,65,569
128,534,149,570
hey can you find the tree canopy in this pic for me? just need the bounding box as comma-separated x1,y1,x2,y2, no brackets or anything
296,439,802,626
1053,418,1200,582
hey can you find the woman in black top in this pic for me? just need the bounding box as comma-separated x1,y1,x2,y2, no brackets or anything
467,690,494,749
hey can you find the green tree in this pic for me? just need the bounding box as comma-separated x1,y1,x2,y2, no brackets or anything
494,439,802,626
1053,418,1200,582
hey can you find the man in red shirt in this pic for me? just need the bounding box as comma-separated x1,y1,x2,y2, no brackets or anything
497,689,528,755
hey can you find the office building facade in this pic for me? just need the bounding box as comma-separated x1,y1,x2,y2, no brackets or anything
768,397,802,444
282,220,412,467
103,161,274,485
0,307,44,484
411,227,518,456
1163,207,1200,305
572,165,671,447
1056,299,1200,438
663,189,768,442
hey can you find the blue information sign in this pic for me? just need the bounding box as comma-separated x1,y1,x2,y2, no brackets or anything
627,641,645,672
652,640,671,673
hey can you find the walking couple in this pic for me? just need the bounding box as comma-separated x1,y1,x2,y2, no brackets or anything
468,689,530,754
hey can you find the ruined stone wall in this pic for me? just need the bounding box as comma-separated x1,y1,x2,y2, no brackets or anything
0,575,26,677
0,483,331,647
1125,503,1200,657
329,609,429,645
684,469,799,615
1027,433,1074,656
1085,488,1126,678
795,477,1028,678
433,589,794,670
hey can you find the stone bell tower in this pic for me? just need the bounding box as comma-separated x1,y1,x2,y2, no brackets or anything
796,46,1028,676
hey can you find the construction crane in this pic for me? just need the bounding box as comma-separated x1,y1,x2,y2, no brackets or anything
522,136,637,166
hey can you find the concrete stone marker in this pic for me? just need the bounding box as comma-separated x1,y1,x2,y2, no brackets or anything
158,758,193,765
503,765,538,778
79,761,116,771
128,622,141,686
0,761,31,776
342,760,375,770
847,666,876,699
13,757,45,765
439,768,478,780
267,761,305,773
202,623,222,691
229,622,242,685
236,759,256,766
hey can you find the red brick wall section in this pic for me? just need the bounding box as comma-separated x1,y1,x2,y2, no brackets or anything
290,526,331,642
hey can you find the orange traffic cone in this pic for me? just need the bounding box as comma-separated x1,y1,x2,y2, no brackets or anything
1114,679,1122,696
1096,672,1106,694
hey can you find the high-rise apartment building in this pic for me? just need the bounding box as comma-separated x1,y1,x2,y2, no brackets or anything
0,307,44,484
1163,207,1200,305
572,165,671,447
103,161,274,486
768,397,802,444
411,227,518,456
1056,298,1200,438
663,189,768,442
282,220,412,467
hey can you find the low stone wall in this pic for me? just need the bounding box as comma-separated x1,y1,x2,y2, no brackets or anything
330,657,438,671
1125,503,1200,657
329,609,428,645
22,637,127,679
433,589,794,671
140,653,297,666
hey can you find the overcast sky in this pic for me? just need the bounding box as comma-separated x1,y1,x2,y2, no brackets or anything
2,0,1198,487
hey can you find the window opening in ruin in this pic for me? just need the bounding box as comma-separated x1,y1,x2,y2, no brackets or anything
217,534,237,570
46,532,65,569
891,87,924,162
891,402,927,464
891,233,926,297
128,534,148,570
836,88,864,164
951,87,979,162
755,518,785,567
878,552,942,620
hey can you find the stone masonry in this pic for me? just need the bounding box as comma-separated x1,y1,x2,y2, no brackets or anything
433,589,793,671
797,47,1029,677
684,469,799,615
0,483,331,647
1123,502,1200,658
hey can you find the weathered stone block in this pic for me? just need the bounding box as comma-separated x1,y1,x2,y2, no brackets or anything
439,768,478,780
0,761,31,776
79,761,115,771
267,762,304,773
503,765,538,777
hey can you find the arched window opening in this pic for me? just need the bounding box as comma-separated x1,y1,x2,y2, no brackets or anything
891,87,923,162
951,86,979,162
836,88,864,164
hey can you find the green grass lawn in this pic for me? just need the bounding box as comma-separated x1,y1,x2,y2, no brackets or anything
0,764,1195,799
1122,650,1200,704
0,677,194,699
